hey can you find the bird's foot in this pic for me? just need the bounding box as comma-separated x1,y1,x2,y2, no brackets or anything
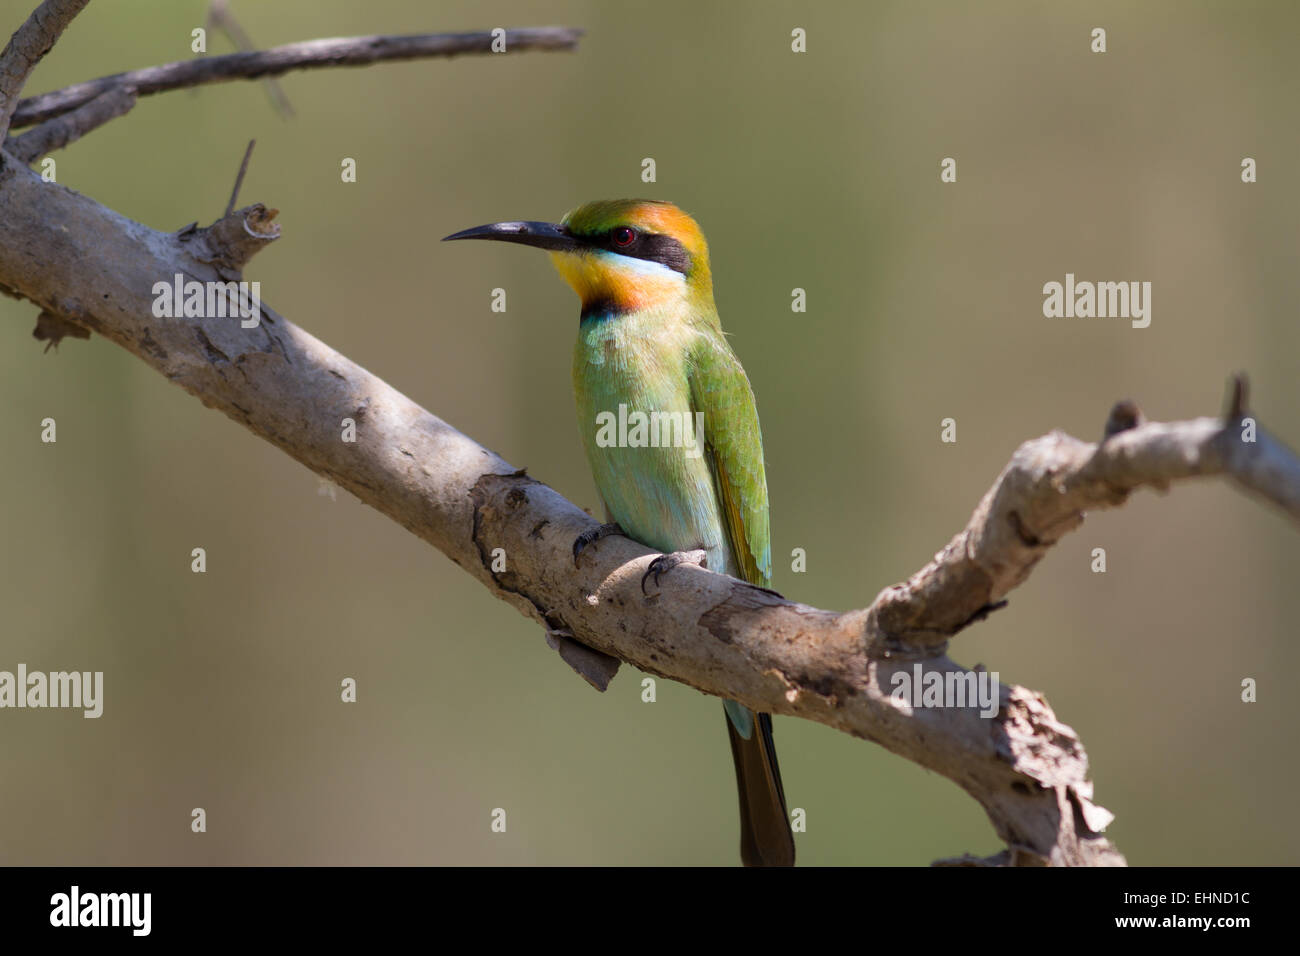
573,522,625,567
641,549,708,594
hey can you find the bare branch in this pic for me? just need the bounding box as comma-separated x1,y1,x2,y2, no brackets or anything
6,84,134,163
5,150,1297,864
0,0,92,139
207,0,294,118
224,139,255,217
870,401,1300,654
9,27,584,129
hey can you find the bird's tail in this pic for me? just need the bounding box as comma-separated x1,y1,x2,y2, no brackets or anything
724,704,795,866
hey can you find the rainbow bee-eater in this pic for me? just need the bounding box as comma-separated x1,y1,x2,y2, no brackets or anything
445,200,794,867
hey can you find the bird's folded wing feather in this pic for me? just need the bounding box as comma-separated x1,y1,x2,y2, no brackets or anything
688,335,772,590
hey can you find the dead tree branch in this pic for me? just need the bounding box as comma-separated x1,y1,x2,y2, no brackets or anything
872,398,1299,655
6,84,134,163
7,26,584,130
0,0,92,138
207,0,294,119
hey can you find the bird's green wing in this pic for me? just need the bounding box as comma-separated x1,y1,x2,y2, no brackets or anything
688,333,772,590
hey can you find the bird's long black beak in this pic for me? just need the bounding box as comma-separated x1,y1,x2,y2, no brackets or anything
442,220,580,252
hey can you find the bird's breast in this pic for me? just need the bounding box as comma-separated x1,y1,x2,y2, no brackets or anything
571,312,733,575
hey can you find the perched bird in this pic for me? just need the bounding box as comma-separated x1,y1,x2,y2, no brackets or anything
445,200,794,866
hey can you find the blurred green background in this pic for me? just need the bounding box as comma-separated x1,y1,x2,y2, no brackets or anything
2,0,1297,866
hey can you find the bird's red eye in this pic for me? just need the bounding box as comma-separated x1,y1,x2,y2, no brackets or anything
612,227,636,247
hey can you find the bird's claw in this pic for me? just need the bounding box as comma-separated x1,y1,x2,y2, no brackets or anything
573,522,625,567
641,549,708,594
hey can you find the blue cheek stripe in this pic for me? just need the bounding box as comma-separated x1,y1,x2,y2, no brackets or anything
591,249,687,280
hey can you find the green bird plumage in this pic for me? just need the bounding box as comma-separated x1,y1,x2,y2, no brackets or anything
445,199,794,867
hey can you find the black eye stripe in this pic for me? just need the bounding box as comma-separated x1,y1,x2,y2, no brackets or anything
593,229,692,276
